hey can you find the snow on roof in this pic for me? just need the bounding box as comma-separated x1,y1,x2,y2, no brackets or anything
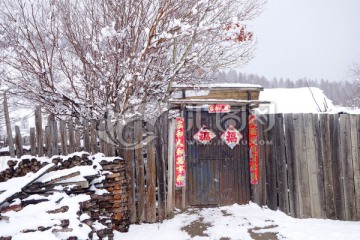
172,83,263,89
258,87,335,113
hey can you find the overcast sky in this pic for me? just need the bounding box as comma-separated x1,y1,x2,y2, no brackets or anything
241,0,360,82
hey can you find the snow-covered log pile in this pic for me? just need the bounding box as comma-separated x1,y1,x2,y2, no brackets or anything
0,152,129,240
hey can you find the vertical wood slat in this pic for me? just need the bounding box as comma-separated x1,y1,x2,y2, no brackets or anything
59,120,68,156
145,123,156,223
294,114,311,218
35,106,43,157
15,126,23,158
257,116,267,206
68,120,75,154
134,119,145,222
313,114,325,218
90,120,98,154
48,114,58,157
3,92,15,158
340,114,356,220
166,118,176,216
355,115,360,220
320,114,336,219
330,114,343,220
350,115,360,220
265,114,277,211
274,114,289,214
284,114,299,217
45,126,51,157
75,120,81,152
304,114,321,218
123,121,137,223
155,113,167,219
30,128,36,156
83,119,90,152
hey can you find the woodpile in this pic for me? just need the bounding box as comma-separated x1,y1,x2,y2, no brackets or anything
0,153,129,240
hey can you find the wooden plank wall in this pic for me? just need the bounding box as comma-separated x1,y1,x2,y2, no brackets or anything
252,113,360,221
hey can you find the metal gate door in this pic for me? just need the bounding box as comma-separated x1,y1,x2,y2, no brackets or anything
186,108,250,206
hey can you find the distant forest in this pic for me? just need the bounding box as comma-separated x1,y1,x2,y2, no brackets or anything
211,69,358,107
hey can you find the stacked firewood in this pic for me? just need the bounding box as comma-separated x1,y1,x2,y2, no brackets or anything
0,153,129,240
0,153,93,182
80,158,129,239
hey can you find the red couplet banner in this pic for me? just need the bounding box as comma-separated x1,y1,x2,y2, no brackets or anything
249,115,259,184
175,117,186,187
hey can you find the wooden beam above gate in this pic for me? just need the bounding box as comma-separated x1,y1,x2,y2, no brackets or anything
169,99,271,108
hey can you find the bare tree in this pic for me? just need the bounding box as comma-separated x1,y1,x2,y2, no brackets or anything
0,0,265,120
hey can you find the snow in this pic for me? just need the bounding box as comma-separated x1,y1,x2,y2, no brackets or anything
0,163,54,205
36,166,98,183
173,83,263,89
258,87,335,113
115,202,360,240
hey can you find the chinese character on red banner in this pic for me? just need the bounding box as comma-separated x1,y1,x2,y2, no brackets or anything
175,118,186,187
208,104,231,113
193,127,216,145
221,125,242,149
249,115,259,184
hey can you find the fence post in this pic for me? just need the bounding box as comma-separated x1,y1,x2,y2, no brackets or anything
134,119,145,222
30,128,36,156
49,114,59,156
83,119,90,152
145,122,156,222
45,126,51,157
90,120,98,154
68,120,75,154
75,119,81,152
59,120,68,155
35,106,43,157
15,126,23,158
123,121,137,223
166,118,176,217
3,92,15,157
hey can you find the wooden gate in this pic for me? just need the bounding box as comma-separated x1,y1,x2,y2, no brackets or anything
185,108,251,206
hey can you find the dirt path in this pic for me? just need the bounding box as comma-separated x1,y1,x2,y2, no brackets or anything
180,208,280,240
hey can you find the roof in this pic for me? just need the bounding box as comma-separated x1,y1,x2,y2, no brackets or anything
171,83,264,91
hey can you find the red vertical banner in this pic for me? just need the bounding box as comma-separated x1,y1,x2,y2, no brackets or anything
175,117,186,187
249,115,259,184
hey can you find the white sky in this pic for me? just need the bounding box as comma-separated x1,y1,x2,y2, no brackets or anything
241,0,360,82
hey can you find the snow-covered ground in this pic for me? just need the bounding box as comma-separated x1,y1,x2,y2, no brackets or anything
116,203,360,240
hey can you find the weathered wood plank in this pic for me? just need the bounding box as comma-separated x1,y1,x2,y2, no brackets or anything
294,113,311,218
256,115,267,206
350,115,360,220
330,114,344,220
3,92,15,157
90,120,98,154
134,119,145,222
48,114,58,157
320,114,336,219
30,128,36,156
68,120,75,154
275,114,289,214
284,114,299,217
83,119,90,152
145,123,156,223
59,120,68,156
15,126,23,158
35,106,43,157
265,114,277,211
155,112,168,220
123,121,136,223
340,114,356,220
166,118,176,216
313,114,325,218
74,119,81,152
304,114,321,218
45,126,51,157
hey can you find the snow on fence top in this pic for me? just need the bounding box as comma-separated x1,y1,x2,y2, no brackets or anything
258,87,335,113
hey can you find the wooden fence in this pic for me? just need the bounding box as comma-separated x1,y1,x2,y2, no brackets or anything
251,113,360,221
